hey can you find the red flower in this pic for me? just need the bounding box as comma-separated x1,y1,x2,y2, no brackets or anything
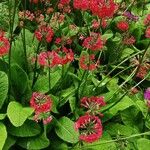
144,14,150,26
75,115,103,143
145,26,150,38
61,47,74,65
79,54,99,71
38,51,61,67
30,0,39,4
30,92,52,113
81,96,106,112
0,31,10,57
90,0,118,19
35,25,54,43
117,21,129,31
82,33,104,51
73,0,90,11
123,36,136,45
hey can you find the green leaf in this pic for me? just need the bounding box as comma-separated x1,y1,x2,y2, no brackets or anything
0,122,7,150
120,48,135,60
18,134,50,150
81,132,117,150
33,68,61,93
10,64,28,96
2,135,16,150
0,71,8,109
7,101,34,127
108,96,134,116
55,117,79,143
8,120,41,137
137,138,150,150
105,123,138,136
0,114,6,120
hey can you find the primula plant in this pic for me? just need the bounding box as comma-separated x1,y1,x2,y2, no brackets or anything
0,0,150,149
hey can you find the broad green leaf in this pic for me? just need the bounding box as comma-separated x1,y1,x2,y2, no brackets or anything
7,101,34,127
137,138,150,150
55,117,79,143
2,135,16,150
33,68,61,93
0,114,6,120
109,96,134,116
80,132,117,150
0,122,7,150
8,120,41,137
120,48,135,60
18,134,50,150
105,123,138,136
0,71,8,109
10,64,28,96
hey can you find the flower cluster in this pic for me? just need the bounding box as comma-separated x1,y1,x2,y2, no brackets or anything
79,54,99,71
123,36,136,45
73,0,118,19
30,92,53,124
116,21,129,32
35,25,54,43
19,10,35,21
0,30,10,57
38,47,74,67
75,96,106,143
75,115,103,143
58,0,71,13
145,26,150,38
82,33,104,51
144,14,150,26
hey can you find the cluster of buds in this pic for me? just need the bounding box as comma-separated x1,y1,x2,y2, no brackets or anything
75,96,106,143
30,92,53,124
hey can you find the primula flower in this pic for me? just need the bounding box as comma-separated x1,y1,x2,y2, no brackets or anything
35,25,54,43
30,92,53,124
81,96,106,114
82,33,104,51
79,54,99,71
0,31,10,57
123,11,139,21
60,47,74,65
75,115,103,143
145,26,150,38
73,0,90,11
117,21,129,31
123,36,136,45
136,65,150,79
90,0,118,19
144,14,150,26
144,88,150,107
38,51,61,67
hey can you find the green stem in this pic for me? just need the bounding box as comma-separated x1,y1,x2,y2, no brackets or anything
8,0,17,101
75,132,150,149
93,50,143,91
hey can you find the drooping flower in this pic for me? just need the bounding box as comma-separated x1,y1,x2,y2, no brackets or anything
30,92,53,124
117,21,129,31
75,115,103,143
144,88,150,107
145,26,150,38
35,25,54,43
82,33,104,51
0,31,10,57
80,96,106,114
79,54,99,71
38,51,61,67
